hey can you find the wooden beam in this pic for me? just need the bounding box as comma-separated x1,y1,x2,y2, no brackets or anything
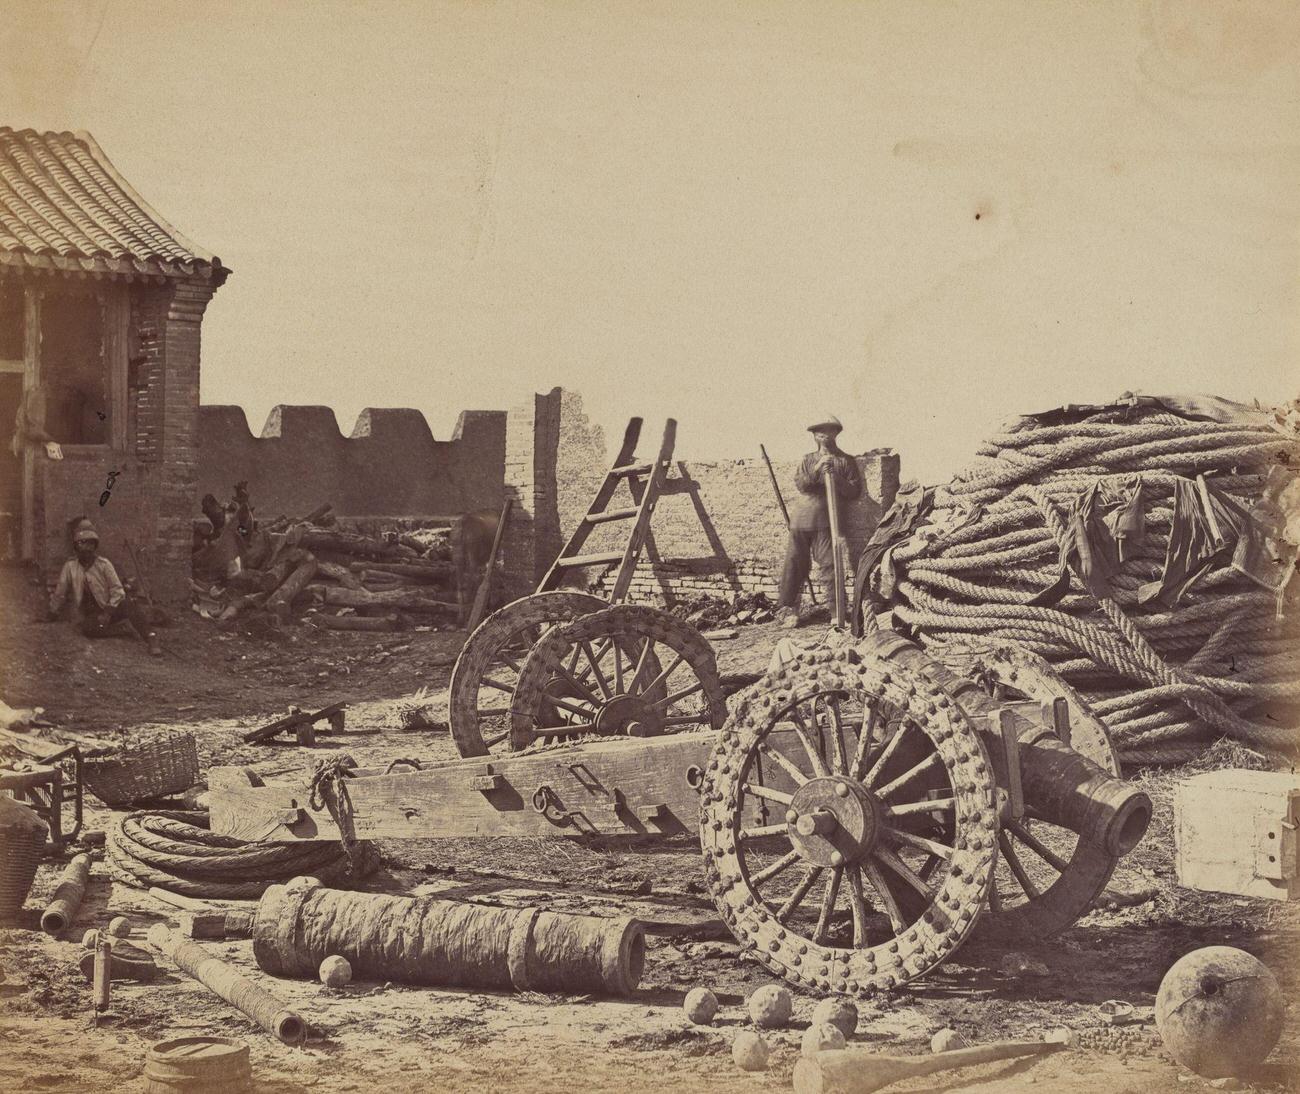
208,733,714,843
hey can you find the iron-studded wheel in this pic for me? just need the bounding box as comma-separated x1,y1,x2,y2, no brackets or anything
936,639,1122,938
450,591,607,757
700,644,997,996
511,605,727,749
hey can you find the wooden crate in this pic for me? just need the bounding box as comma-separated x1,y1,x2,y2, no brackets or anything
1174,769,1299,901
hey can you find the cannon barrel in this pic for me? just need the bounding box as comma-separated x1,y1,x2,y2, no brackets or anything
860,632,1152,857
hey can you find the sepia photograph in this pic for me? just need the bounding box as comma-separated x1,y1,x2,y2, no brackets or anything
0,2,1297,1091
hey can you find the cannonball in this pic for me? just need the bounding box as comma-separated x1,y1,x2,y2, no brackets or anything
82,929,99,950
748,983,793,1029
1155,947,1283,1079
106,916,131,938
318,955,353,988
931,1027,968,1053
683,987,719,1025
801,1021,846,1057
732,1030,769,1072
812,996,859,1038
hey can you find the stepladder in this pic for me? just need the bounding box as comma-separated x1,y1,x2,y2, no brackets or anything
537,418,677,602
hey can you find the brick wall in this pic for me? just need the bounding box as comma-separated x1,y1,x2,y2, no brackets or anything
129,286,168,464
198,405,506,521
504,387,900,606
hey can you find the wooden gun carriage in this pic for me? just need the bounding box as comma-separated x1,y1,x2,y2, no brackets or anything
211,591,1151,998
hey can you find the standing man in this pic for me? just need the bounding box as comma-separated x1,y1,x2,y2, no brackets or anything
45,519,163,655
775,415,862,629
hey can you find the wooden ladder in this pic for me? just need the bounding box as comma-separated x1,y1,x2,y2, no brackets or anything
538,417,677,602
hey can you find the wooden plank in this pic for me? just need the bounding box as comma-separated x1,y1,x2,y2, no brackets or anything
466,497,512,632
208,733,714,843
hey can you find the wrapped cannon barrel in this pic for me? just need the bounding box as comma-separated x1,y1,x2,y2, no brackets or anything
253,877,645,996
853,394,1300,765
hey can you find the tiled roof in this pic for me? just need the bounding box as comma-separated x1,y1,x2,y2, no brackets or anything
0,128,226,280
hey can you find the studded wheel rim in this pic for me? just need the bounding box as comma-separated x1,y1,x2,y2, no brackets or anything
449,591,607,757
511,605,726,749
935,640,1122,938
700,645,997,996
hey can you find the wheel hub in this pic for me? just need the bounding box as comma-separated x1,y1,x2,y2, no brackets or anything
785,776,882,868
593,693,662,737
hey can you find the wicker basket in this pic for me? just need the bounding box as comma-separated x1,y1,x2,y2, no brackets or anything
0,796,48,919
84,731,200,808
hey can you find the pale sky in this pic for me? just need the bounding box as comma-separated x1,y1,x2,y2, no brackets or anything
3,0,1297,482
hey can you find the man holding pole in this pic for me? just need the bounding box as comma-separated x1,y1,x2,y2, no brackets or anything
774,415,862,629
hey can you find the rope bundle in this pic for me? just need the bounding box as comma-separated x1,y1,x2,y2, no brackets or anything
107,810,372,899
868,401,1300,766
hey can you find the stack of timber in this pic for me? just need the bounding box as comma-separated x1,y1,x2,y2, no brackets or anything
193,490,459,632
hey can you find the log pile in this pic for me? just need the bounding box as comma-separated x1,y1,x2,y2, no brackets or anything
191,488,458,633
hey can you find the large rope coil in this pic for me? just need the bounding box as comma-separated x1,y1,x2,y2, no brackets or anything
107,810,374,899
857,397,1300,765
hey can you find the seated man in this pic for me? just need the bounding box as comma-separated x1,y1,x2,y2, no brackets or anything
46,521,162,655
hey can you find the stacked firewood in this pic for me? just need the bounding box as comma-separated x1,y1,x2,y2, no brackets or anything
192,492,460,632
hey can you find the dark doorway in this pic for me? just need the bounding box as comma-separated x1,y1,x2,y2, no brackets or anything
41,292,108,445
0,372,22,558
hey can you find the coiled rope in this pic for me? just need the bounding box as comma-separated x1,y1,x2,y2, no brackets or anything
107,810,373,899
865,401,1300,765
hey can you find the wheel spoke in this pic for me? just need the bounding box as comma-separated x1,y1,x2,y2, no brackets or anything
475,706,512,717
846,866,870,947
643,650,686,694
874,847,934,902
988,880,1003,913
885,827,954,861
875,751,942,801
749,849,801,886
580,642,613,699
547,695,600,719
549,661,602,706
651,680,704,708
776,866,823,922
786,705,830,777
1006,820,1070,874
482,676,515,695
498,652,524,674
738,823,790,841
629,637,654,690
759,743,810,787
483,729,511,747
864,719,912,787
814,867,843,943
998,831,1042,900
533,722,595,737
850,701,877,780
613,641,625,694
863,859,907,935
885,796,954,819
823,692,848,774
744,783,794,807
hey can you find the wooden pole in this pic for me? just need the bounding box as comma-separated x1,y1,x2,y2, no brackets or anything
793,1039,1067,1094
760,445,816,605
466,498,513,632
823,467,847,628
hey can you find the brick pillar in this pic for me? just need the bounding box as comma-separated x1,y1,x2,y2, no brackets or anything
155,279,219,600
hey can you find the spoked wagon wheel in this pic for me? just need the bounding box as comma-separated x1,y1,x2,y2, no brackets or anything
700,645,997,996
936,640,1122,938
449,592,607,757
511,605,727,749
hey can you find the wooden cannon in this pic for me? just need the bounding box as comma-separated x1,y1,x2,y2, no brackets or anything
209,596,1152,998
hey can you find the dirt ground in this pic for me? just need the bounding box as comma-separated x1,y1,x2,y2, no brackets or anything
1,564,1297,1094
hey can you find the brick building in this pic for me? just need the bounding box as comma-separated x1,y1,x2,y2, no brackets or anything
0,128,228,599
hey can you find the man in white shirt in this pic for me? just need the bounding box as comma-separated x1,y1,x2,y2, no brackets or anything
46,521,162,655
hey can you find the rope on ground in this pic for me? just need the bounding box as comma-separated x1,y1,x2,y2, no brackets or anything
107,809,374,900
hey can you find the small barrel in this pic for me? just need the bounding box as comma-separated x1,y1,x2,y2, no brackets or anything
143,1037,252,1094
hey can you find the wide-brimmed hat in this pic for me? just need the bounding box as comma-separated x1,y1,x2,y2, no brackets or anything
807,415,843,434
